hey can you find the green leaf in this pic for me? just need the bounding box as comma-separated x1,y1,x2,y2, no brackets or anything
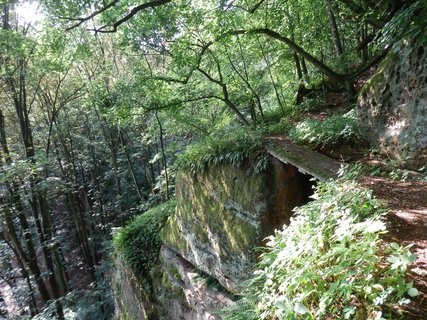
294,302,309,315
275,300,287,310
390,242,400,250
407,288,419,297
387,256,399,264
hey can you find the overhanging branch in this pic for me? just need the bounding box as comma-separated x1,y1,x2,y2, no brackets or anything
64,0,120,31
64,0,172,32
148,27,387,93
94,0,172,33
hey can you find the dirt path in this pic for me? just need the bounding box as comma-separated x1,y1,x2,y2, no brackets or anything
267,134,427,318
361,177,427,319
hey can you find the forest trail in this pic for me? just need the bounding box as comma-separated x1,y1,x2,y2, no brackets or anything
268,131,427,319
361,177,427,319
270,125,427,318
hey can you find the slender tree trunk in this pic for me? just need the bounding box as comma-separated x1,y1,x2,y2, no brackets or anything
294,53,303,80
154,111,170,198
147,144,156,187
197,64,250,126
324,0,344,56
53,244,70,294
2,235,38,316
65,192,96,281
226,48,263,121
2,37,64,318
257,37,285,113
0,109,51,305
119,129,143,200
301,57,309,78
360,23,369,63
52,119,97,282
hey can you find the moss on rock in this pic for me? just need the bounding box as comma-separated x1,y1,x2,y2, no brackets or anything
161,159,314,292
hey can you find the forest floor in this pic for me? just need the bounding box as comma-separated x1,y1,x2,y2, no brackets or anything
360,171,427,319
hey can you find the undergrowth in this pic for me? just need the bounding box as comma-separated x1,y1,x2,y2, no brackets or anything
174,128,267,175
225,177,417,320
113,200,176,281
362,150,427,182
289,110,361,147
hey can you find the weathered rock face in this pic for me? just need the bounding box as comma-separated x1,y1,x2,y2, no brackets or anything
160,157,313,293
111,254,154,320
112,152,333,319
112,247,234,320
357,36,427,169
155,246,235,320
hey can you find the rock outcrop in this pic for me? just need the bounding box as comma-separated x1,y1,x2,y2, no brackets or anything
357,35,427,169
160,157,313,293
112,147,342,319
155,246,235,320
111,254,155,320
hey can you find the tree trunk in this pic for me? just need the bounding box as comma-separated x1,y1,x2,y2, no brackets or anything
324,0,344,56
294,53,303,80
196,65,250,126
119,129,143,200
2,235,38,316
0,108,51,305
154,111,170,199
301,57,309,78
257,37,285,113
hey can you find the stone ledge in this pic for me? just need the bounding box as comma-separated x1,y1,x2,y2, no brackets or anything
266,136,341,180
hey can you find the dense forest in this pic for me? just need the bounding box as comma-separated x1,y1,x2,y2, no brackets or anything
0,0,425,319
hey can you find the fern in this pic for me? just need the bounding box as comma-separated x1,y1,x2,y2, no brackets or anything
174,129,267,175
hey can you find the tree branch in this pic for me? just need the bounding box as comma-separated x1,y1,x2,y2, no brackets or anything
249,0,266,13
151,27,387,93
242,28,343,82
95,0,172,33
344,47,390,80
65,0,172,32
355,33,375,51
146,30,246,84
65,0,120,31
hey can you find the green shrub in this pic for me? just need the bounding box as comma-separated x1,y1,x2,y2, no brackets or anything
226,180,417,320
174,128,267,175
113,200,176,279
262,106,286,123
260,121,293,136
289,110,361,147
